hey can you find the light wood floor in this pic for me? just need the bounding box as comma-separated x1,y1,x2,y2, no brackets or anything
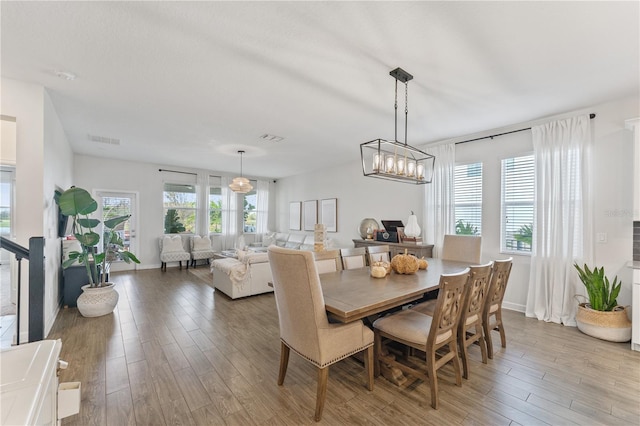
48,267,640,425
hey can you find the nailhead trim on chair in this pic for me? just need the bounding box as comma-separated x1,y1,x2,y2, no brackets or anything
281,338,373,369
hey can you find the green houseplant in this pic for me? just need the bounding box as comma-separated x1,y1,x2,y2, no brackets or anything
573,263,630,342
455,220,478,235
56,186,139,316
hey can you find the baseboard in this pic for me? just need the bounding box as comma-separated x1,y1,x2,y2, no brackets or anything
502,301,525,313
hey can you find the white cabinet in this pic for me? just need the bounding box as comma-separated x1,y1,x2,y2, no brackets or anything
0,339,80,425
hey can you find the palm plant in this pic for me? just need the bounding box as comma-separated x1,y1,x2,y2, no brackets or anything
455,220,478,235
513,224,533,246
56,186,139,287
574,263,621,311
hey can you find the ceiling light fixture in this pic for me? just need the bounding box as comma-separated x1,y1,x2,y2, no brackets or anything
229,150,253,194
360,68,435,184
55,70,76,81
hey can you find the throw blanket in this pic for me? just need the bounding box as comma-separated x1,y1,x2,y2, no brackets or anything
211,258,248,290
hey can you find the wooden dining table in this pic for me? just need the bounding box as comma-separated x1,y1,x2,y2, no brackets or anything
320,258,470,323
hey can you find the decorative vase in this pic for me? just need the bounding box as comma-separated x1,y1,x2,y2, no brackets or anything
404,212,421,238
575,302,631,342
77,283,119,317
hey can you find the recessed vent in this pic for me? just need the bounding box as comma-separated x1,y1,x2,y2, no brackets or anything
88,134,120,146
259,134,284,143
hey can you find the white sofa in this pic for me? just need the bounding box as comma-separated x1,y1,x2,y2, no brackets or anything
211,251,274,299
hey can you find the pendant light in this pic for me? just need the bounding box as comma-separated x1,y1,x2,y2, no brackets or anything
229,150,253,194
360,68,435,184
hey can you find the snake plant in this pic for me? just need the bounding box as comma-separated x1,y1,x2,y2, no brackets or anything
574,263,621,311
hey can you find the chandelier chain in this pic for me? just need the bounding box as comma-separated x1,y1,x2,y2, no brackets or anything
404,81,409,145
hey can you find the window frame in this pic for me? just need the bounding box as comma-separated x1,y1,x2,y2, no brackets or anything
162,182,198,234
242,180,258,234
454,161,483,236
500,153,534,255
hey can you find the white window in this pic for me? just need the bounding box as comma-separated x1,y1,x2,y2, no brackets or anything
243,181,257,233
163,183,197,234
501,154,534,253
454,162,482,235
209,176,222,234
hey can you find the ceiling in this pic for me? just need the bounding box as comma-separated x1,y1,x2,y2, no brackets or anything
1,1,638,179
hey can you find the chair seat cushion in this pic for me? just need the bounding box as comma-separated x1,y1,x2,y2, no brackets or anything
374,309,451,346
191,249,216,260
161,251,190,262
411,300,436,316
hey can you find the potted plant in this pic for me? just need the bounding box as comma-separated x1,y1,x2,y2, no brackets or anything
56,186,140,317
574,263,631,342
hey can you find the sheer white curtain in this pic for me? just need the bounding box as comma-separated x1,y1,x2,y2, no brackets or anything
423,143,456,258
526,114,593,326
220,177,238,250
255,180,269,242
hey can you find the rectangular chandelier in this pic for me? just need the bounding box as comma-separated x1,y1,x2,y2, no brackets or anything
360,68,436,185
361,139,435,184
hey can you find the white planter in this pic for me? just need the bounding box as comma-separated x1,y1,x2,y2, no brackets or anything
77,283,119,317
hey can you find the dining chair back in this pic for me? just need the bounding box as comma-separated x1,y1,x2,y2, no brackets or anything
340,247,367,270
313,249,343,274
482,258,513,358
441,234,482,264
458,262,493,379
268,246,374,421
373,268,470,409
366,245,390,265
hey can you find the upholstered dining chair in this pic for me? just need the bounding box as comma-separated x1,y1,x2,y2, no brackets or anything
441,235,482,264
366,245,390,265
340,247,367,270
373,268,470,409
268,246,374,422
313,249,343,274
410,262,493,379
483,258,513,358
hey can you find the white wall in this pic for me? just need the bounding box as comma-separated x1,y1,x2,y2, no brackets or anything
274,160,426,249
42,90,74,335
73,155,276,269
1,78,73,341
275,95,639,312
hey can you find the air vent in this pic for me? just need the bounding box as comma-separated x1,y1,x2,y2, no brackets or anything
259,134,284,143
88,134,120,146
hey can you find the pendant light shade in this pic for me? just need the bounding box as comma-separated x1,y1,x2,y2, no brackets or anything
361,68,435,185
229,150,253,194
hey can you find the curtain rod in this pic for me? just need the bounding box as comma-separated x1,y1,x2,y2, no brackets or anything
455,113,596,145
158,168,197,176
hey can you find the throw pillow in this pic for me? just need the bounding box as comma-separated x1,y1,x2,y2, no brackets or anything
192,235,211,251
162,235,184,252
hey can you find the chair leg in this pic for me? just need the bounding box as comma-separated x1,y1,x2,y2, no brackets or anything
314,367,329,422
277,342,290,385
459,332,470,380
179,261,182,270
161,262,166,271
426,350,439,409
483,317,494,359
364,345,374,391
496,311,506,348
450,341,462,387
478,324,488,364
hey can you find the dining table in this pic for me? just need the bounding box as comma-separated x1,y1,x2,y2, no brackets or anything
320,258,470,323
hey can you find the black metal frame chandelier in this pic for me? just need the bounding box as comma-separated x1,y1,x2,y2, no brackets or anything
360,68,435,184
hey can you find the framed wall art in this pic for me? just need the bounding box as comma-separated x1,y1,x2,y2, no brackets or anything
303,200,317,231
289,201,301,230
321,198,337,232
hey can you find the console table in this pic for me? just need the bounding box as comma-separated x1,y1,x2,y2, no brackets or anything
352,239,433,259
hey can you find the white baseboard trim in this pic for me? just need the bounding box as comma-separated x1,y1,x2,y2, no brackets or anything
502,301,525,313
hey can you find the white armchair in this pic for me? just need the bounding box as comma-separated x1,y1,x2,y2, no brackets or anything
159,235,190,271
190,235,216,268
